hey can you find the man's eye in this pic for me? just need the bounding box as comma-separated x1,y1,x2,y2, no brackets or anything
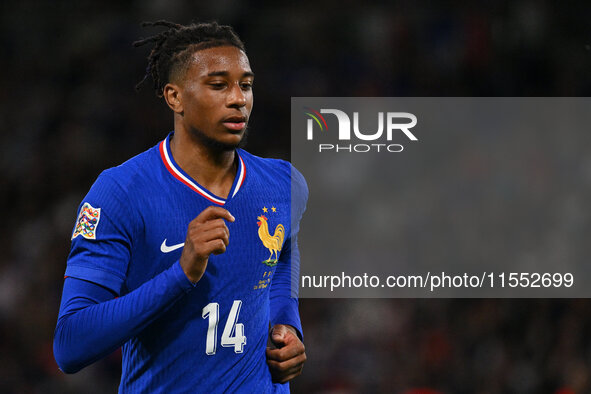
210,83,226,89
241,83,253,90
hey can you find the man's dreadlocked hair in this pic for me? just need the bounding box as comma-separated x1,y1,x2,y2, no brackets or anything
133,20,246,97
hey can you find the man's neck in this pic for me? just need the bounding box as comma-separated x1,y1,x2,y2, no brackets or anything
169,130,238,199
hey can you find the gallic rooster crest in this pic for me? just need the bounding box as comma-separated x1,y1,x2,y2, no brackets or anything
257,215,285,267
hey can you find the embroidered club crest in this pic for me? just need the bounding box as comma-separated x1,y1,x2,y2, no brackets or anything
257,206,285,267
72,202,101,240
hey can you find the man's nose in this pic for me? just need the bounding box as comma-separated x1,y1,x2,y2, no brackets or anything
227,84,247,107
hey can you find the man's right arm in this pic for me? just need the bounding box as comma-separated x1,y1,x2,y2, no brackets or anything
53,261,193,373
54,203,235,373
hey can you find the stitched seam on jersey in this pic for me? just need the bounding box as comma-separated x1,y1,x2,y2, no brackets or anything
99,171,140,250
65,263,126,284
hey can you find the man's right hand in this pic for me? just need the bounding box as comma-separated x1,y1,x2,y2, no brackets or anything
179,206,235,283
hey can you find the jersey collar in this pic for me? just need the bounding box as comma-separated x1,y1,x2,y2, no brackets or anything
159,133,246,205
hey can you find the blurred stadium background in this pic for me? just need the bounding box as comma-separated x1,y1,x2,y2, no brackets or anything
1,0,591,392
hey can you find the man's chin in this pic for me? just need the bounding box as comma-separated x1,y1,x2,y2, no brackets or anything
190,127,248,151
236,129,248,149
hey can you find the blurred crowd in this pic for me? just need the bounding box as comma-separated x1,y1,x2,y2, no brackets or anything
1,0,591,392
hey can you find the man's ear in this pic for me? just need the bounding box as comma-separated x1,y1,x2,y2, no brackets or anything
163,83,183,114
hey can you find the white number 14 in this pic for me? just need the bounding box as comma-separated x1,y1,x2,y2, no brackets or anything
202,300,246,355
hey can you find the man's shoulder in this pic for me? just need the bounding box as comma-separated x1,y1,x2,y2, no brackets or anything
99,143,161,192
238,149,290,168
238,149,308,202
238,149,294,181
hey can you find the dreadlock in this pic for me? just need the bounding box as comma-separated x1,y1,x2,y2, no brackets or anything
133,20,246,97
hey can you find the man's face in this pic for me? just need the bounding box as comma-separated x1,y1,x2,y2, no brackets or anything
178,45,254,150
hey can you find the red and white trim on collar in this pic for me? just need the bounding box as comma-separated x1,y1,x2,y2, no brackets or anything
159,136,246,205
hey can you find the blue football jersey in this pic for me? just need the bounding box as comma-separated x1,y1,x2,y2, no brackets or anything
65,132,307,393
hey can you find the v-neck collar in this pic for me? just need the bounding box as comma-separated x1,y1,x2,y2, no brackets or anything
159,133,246,205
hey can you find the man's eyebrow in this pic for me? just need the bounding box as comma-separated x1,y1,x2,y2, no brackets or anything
207,71,255,78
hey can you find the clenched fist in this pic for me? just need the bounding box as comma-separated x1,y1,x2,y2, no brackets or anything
180,206,235,283
266,324,306,383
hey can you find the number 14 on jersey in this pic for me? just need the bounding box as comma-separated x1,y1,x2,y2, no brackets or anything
202,300,247,355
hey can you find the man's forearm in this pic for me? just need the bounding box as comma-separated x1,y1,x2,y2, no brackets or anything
54,261,193,373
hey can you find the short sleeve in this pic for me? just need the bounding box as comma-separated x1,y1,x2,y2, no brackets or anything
65,171,136,294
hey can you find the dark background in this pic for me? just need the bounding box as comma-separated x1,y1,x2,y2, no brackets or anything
1,0,591,392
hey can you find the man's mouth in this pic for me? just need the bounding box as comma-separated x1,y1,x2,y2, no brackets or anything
222,116,247,131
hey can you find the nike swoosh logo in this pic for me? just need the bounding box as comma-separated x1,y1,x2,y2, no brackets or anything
160,239,185,253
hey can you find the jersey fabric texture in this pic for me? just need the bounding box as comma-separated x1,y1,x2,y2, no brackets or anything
54,132,308,393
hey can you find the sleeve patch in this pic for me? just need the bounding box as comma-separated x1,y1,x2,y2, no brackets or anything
72,202,101,240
